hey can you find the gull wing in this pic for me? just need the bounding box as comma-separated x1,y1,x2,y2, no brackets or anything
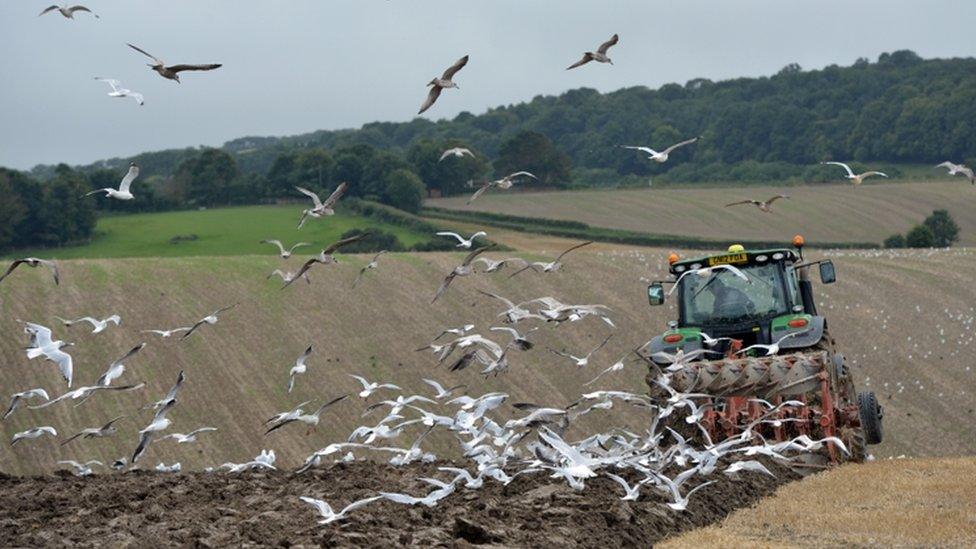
553,240,593,262
661,136,699,155
724,200,754,208
167,64,222,73
322,231,369,255
441,55,469,80
95,77,122,92
321,182,348,209
466,181,490,204
127,43,164,65
823,161,854,177
418,86,442,115
597,33,619,54
118,165,139,194
295,186,323,208
566,53,593,70
39,6,60,16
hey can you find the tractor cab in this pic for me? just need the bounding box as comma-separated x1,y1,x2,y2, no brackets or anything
645,237,836,364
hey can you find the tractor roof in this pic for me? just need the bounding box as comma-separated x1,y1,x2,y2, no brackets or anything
669,247,798,274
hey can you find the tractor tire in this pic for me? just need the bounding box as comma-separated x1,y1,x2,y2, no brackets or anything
858,391,884,444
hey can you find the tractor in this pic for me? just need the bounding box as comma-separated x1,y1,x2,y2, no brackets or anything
643,236,883,468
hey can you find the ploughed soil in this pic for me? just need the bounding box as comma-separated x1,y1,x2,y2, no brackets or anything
0,460,799,548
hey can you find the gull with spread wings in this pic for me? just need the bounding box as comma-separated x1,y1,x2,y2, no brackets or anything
419,55,469,114
821,161,888,185
127,43,221,83
84,162,139,200
725,195,790,213
0,258,59,286
509,241,593,277
295,182,348,229
621,137,700,164
467,171,537,204
566,34,619,70
283,233,369,289
180,304,238,341
432,244,495,303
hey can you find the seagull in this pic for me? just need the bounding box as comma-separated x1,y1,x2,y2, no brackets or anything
548,334,613,368
39,4,98,19
566,34,619,70
432,244,495,303
582,354,630,386
127,43,221,83
261,239,311,259
821,161,888,185
668,264,750,297
295,183,348,229
266,400,314,427
439,147,474,161
155,462,182,473
436,231,487,249
735,329,812,357
55,314,121,334
430,324,476,342
936,161,975,184
267,269,310,285
725,195,790,213
467,171,537,204
287,345,314,393
140,327,191,339
490,326,536,351
380,481,457,507
94,78,143,106
158,427,218,444
472,257,524,274
349,375,400,400
363,395,437,417
180,303,238,341
144,370,185,412
509,241,593,277
604,472,650,501
283,233,369,289
699,332,737,348
30,383,145,410
724,460,775,477
23,322,74,386
419,55,469,114
422,379,467,400
299,495,384,525
58,460,103,476
649,471,716,512
621,137,700,164
11,426,57,446
0,258,60,285
60,416,125,446
3,389,50,420
353,251,387,288
84,162,139,200
94,343,147,387
133,399,176,463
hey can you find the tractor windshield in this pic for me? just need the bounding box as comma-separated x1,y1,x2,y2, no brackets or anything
680,263,789,326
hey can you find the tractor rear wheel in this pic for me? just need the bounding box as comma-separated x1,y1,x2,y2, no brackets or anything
858,391,884,444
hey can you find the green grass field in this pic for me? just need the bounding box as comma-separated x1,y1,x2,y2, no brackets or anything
4,205,432,259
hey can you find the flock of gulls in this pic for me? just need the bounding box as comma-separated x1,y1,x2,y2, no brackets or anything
6,3,972,532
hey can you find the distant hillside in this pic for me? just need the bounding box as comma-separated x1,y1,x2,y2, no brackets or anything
28,51,976,185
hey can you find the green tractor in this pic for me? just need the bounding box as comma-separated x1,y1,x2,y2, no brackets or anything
644,237,883,467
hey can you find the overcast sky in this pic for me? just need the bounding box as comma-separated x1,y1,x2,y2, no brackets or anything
1,1,974,170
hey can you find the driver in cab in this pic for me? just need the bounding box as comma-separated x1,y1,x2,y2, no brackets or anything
707,277,755,316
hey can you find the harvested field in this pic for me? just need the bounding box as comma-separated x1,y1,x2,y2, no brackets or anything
427,181,976,246
0,459,798,548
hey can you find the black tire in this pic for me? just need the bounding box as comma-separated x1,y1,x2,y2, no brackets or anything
858,391,884,444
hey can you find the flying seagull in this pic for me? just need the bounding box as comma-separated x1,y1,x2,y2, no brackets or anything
439,147,474,161
566,34,619,70
432,244,495,303
94,78,144,106
421,379,467,400
144,370,185,412
180,304,238,341
94,343,147,387
547,334,614,368
23,322,74,386
30,383,145,410
287,345,314,393
60,416,125,446
936,161,975,184
621,137,700,164
0,258,59,285
724,195,790,213
84,162,139,200
734,329,812,357
419,55,469,114
261,239,311,259
58,460,104,476
127,43,222,83
299,495,384,525
140,327,191,339
39,4,98,19
296,183,348,229
349,375,401,400
821,161,888,185
352,251,387,288
509,241,593,277
158,427,217,444
268,269,311,286
12,427,57,446
467,171,537,204
133,399,176,463
55,314,121,334
265,395,348,435
283,233,369,289
436,231,487,249
3,389,50,420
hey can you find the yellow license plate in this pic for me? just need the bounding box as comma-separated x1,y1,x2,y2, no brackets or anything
708,253,748,266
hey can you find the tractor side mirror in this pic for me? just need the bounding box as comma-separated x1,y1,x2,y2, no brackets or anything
819,260,836,284
648,283,665,306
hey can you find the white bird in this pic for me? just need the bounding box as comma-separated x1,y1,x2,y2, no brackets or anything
267,269,310,286
58,460,103,476
583,354,629,386
39,4,98,19
936,161,975,184
11,426,57,446
180,303,238,341
548,334,614,368
0,258,60,285
566,34,619,70
30,383,145,410
364,395,437,417
432,244,495,303
699,332,737,348
439,147,474,161
144,370,185,412
353,251,387,288
265,395,348,435
735,329,812,357
295,182,348,229
668,264,750,297
724,460,775,477
509,241,593,277
431,324,476,342
537,427,599,480
3,388,50,420
821,161,888,185
84,163,139,200
266,400,313,427
287,345,314,393
467,171,537,204
422,379,467,400
299,495,384,524
472,257,525,274
380,480,457,507
649,471,716,511
349,375,401,400
23,322,74,387
261,239,311,259
419,55,469,115
155,462,182,473
61,416,125,446
94,78,143,105
93,343,146,388
621,137,700,164
132,399,176,463
490,326,536,351
159,427,217,444
604,472,649,501
55,314,121,334
436,231,487,249
140,327,191,339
